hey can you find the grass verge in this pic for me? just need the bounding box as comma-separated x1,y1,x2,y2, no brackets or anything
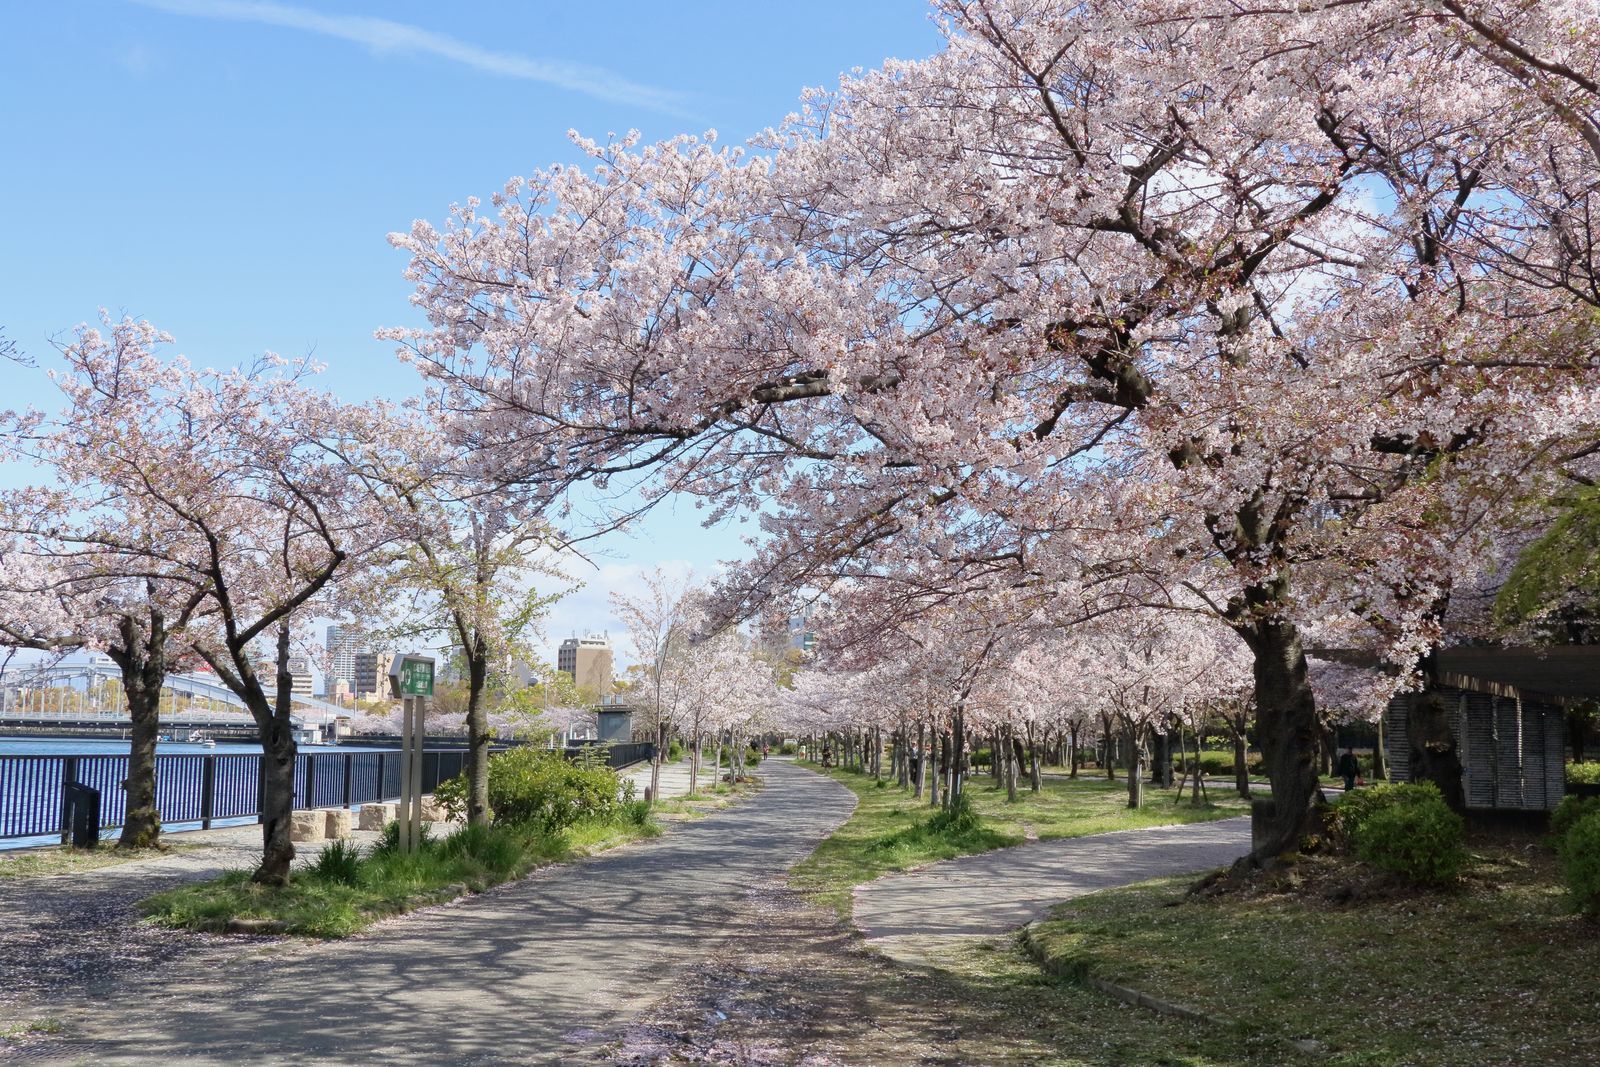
141,805,661,938
0,843,199,880
1026,837,1600,1066
653,777,763,820
789,763,1248,918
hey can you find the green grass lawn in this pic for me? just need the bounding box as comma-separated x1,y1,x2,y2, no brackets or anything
142,807,660,938
789,764,1249,919
1026,840,1600,1066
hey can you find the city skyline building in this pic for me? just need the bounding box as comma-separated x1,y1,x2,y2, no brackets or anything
557,635,614,699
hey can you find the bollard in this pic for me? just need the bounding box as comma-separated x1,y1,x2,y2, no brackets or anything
644,785,653,804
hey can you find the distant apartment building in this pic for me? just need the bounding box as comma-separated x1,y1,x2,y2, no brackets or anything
324,626,390,698
285,656,315,698
557,635,614,699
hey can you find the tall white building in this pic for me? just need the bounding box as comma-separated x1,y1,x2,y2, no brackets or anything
325,625,378,696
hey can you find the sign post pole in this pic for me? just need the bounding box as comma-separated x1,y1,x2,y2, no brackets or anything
388,654,436,855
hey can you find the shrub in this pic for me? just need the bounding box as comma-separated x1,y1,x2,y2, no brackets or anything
436,748,624,834
1551,795,1600,839
372,819,434,856
1559,812,1600,916
1354,793,1467,887
304,838,365,886
745,749,762,768
927,793,981,835
970,747,993,769
1179,751,1237,776
1331,781,1443,843
1567,762,1600,786
779,742,797,756
667,739,685,763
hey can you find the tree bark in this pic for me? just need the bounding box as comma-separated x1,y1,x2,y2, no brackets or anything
1069,722,1080,778
1232,712,1251,799
251,625,300,886
1027,722,1041,793
463,634,491,827
1242,619,1324,861
1373,714,1388,780
1124,720,1144,809
108,610,167,850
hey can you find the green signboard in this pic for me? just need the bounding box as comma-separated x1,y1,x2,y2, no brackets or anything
389,655,435,698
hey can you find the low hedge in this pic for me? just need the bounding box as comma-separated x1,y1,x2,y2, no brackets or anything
1560,812,1600,916
1567,762,1600,786
1335,781,1466,887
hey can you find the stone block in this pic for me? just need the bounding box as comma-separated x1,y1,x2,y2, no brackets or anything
358,803,396,831
289,809,325,843
324,808,352,838
419,795,447,822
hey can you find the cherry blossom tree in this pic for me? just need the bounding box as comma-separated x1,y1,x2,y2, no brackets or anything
20,317,389,883
389,1,1600,859
612,566,694,804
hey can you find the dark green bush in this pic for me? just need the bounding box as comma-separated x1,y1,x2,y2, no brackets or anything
745,749,762,768
304,838,365,886
1354,793,1467,887
1559,812,1600,916
436,748,624,834
1331,781,1442,843
970,747,993,769
667,739,685,763
1551,795,1600,839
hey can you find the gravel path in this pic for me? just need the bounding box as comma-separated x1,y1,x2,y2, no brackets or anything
853,817,1251,964
12,761,856,1065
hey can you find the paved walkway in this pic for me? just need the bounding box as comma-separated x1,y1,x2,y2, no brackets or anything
18,760,856,1065
853,818,1251,964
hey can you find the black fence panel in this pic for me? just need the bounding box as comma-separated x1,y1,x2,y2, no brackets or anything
0,747,491,842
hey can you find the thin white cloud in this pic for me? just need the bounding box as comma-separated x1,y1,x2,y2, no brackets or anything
133,0,699,117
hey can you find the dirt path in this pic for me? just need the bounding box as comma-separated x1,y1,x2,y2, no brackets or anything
11,762,856,1065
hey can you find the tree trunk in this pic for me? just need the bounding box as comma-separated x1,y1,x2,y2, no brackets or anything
252,625,299,886
1232,715,1251,799
1027,722,1041,793
109,611,167,850
951,706,967,804
1069,723,1080,779
1124,721,1144,809
1407,689,1466,810
690,726,701,794
1005,723,1019,802
929,727,941,808
1373,715,1389,780
1243,619,1324,861
914,720,926,799
464,636,491,827
1101,713,1116,780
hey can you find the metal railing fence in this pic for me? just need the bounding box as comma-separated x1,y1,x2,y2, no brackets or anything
0,748,471,842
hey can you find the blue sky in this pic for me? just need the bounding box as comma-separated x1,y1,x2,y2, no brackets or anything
0,0,940,653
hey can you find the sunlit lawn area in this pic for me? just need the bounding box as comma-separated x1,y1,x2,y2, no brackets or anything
790,763,1248,918
1027,839,1599,1066
652,777,763,820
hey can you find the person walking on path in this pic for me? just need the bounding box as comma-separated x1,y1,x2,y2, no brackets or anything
1337,748,1361,792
